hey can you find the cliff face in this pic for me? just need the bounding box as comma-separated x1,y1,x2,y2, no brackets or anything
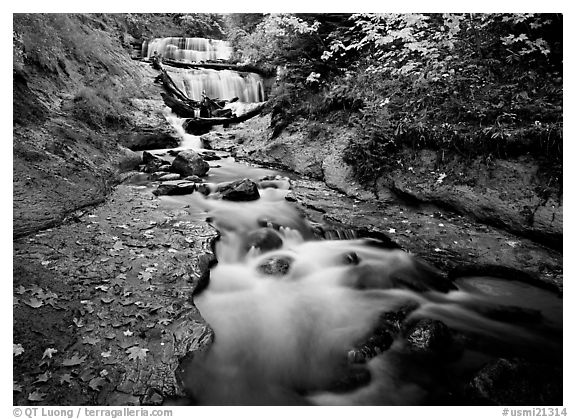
13,14,175,236
204,114,563,250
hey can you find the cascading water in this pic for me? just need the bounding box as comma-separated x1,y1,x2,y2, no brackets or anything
170,178,563,405
142,37,233,62
167,67,265,103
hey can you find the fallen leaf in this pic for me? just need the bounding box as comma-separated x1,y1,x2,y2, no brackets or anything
13,344,24,356
62,354,87,366
13,297,20,306
101,350,112,358
388,228,396,234
100,369,109,377
59,373,72,385
33,371,51,384
126,346,149,362
13,381,22,392
42,348,58,359
123,329,133,337
95,285,109,292
15,285,27,294
83,337,101,346
89,376,107,391
157,318,172,326
28,390,47,402
101,297,115,304
24,298,44,309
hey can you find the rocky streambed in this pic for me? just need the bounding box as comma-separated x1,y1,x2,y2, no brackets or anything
13,124,562,405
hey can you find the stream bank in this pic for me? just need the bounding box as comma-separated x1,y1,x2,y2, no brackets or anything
200,116,563,291
204,114,563,251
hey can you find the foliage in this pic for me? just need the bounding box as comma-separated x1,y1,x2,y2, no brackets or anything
72,87,129,129
241,13,562,184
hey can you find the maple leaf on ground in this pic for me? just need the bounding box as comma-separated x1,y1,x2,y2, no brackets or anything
13,344,24,356
15,285,27,294
24,298,44,309
126,347,149,362
28,390,47,402
123,329,133,337
62,354,87,366
59,374,72,385
42,347,58,359
89,377,107,391
83,337,101,346
33,371,51,384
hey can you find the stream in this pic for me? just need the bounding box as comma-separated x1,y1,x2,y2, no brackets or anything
130,112,563,405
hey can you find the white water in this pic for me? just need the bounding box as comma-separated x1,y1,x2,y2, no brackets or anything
163,108,203,150
143,37,233,62
167,67,265,102
178,184,562,405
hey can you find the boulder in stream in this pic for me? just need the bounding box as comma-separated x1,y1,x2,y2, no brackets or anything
170,150,210,177
141,151,170,174
256,255,294,277
403,318,452,354
245,228,283,253
153,182,196,196
219,178,260,201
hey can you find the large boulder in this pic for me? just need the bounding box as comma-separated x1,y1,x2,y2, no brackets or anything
245,228,283,253
170,150,210,177
141,151,170,174
122,131,179,151
220,178,260,201
152,182,196,196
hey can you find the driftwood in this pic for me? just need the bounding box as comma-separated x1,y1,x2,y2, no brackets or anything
162,59,274,77
161,93,198,118
183,102,267,135
160,69,199,107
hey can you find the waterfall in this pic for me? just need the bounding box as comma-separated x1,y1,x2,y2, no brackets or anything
142,37,233,62
167,67,265,103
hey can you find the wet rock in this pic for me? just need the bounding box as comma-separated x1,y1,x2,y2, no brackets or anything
141,152,170,174
150,171,171,180
403,318,452,353
465,358,562,405
195,184,211,196
170,150,210,177
256,255,294,276
183,175,203,183
220,178,260,202
201,151,221,161
152,183,196,196
122,131,179,151
157,173,181,181
245,228,283,253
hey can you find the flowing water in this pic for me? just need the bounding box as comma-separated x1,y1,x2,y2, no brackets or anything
143,114,562,406
142,37,233,62
166,67,265,102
